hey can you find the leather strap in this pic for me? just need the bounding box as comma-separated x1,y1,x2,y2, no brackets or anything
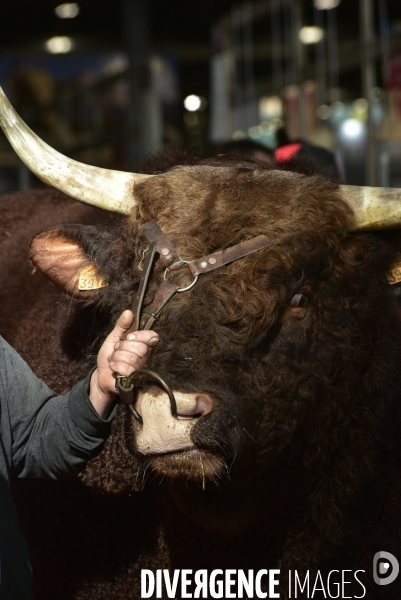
117,240,157,402
117,223,279,405
143,221,278,277
143,221,183,269
140,280,180,330
187,234,278,276
132,242,156,332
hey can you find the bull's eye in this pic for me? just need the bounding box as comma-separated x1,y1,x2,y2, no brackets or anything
290,293,308,308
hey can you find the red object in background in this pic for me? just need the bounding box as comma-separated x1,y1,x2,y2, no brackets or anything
275,143,302,163
386,52,401,89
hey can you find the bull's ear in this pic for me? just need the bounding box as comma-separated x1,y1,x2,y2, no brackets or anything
29,226,108,299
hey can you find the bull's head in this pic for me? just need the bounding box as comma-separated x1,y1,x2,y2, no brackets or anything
1,88,401,505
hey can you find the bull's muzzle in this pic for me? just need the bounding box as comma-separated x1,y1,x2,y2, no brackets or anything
133,386,213,455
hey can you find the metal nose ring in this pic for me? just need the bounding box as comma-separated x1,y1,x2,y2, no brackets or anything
121,369,178,422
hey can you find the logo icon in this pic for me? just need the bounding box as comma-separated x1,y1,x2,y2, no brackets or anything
373,552,399,586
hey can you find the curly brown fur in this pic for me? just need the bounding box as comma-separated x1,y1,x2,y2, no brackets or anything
2,152,401,598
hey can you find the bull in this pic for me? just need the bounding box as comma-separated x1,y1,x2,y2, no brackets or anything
0,87,401,599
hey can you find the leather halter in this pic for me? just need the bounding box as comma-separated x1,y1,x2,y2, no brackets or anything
116,220,278,418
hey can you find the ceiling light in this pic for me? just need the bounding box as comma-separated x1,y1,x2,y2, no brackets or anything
184,95,208,112
299,26,325,44
340,119,365,140
184,95,201,111
314,0,341,9
46,36,73,54
259,96,282,118
55,3,80,18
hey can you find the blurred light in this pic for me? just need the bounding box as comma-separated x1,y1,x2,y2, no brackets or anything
232,130,246,140
184,94,207,112
248,126,262,139
314,0,341,9
353,98,368,113
46,36,73,53
271,117,283,128
184,95,201,111
259,96,282,118
259,121,273,134
316,104,331,120
299,26,324,44
103,55,128,77
54,3,80,18
340,119,364,140
331,101,345,115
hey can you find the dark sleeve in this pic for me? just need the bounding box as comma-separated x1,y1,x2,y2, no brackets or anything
0,337,117,479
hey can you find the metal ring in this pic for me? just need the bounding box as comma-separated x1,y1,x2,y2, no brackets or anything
177,274,198,292
163,267,199,293
126,368,178,418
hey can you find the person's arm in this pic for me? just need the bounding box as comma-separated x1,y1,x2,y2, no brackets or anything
0,311,158,479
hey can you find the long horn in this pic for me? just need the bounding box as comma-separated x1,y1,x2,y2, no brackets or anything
0,87,152,215
341,185,401,230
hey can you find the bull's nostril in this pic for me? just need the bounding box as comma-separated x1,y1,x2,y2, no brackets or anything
176,393,213,420
176,413,202,420
194,393,213,417
135,390,214,422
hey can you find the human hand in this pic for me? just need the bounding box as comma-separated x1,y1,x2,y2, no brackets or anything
89,310,159,418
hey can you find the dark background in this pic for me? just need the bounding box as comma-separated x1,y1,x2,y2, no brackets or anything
1,1,401,187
